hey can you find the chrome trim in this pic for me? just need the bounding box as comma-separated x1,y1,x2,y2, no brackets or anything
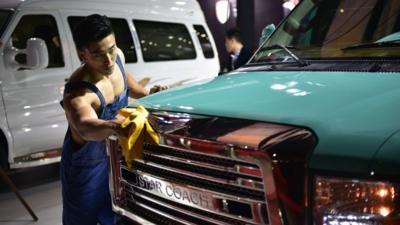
112,204,157,225
10,156,60,169
108,135,118,141
107,139,117,204
10,149,61,169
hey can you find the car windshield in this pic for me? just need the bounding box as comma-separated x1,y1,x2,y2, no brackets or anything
0,10,12,37
251,0,400,64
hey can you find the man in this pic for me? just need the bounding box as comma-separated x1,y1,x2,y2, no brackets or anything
60,14,166,225
224,28,253,72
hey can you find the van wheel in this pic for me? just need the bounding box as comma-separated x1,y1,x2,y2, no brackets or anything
0,139,9,170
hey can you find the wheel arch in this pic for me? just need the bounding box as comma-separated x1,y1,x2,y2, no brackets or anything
0,124,14,165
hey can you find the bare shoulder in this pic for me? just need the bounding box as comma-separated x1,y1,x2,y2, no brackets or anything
63,66,101,113
64,86,98,109
67,66,85,83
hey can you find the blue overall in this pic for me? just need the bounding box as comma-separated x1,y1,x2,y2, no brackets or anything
60,56,128,225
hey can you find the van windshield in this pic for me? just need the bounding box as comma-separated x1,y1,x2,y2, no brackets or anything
0,10,12,37
252,0,400,64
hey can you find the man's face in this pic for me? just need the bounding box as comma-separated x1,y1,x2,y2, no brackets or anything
225,37,234,53
79,33,117,75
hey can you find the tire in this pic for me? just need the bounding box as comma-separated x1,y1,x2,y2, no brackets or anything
0,138,9,170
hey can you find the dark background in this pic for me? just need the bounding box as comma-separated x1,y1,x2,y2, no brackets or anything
197,0,285,72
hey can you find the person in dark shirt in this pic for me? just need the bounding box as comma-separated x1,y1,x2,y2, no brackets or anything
224,28,253,72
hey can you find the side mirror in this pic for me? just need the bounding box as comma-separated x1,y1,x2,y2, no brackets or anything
259,24,276,47
4,38,49,70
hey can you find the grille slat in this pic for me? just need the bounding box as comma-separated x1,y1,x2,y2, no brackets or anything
144,154,237,180
144,152,264,182
126,200,190,225
144,143,257,168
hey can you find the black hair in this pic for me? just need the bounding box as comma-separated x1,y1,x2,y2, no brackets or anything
72,14,114,50
225,28,242,43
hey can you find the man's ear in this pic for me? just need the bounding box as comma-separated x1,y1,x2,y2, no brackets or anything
77,49,85,63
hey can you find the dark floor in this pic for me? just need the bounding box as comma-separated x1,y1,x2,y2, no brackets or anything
0,164,62,225
0,163,143,225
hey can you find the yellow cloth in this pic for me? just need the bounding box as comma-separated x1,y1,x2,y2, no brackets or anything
117,106,159,168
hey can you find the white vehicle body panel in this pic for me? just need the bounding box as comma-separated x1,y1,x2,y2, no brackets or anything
0,0,219,167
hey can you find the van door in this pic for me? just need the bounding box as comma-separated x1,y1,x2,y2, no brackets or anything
0,11,72,159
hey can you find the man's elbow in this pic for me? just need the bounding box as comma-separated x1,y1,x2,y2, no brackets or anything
74,120,97,141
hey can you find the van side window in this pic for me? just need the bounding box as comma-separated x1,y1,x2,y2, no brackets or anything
68,17,137,63
193,25,214,58
11,15,64,68
134,20,196,61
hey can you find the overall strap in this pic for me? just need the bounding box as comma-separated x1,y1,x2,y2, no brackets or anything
64,81,107,111
115,55,127,90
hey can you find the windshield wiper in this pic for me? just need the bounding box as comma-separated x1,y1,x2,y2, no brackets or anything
342,40,400,51
259,44,308,67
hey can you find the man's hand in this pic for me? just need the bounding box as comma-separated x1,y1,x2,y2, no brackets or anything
109,114,134,138
149,84,169,94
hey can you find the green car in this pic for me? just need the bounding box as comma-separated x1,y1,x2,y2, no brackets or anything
108,0,400,224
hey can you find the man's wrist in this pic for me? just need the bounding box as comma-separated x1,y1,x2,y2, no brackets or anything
106,120,119,135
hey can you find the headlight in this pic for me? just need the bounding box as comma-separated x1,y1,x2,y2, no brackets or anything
314,176,400,225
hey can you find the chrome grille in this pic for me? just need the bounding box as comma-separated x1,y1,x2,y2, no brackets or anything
110,112,317,225
125,186,251,225
119,142,269,225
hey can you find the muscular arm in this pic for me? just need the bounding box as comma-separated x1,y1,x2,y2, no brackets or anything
126,71,169,97
64,91,124,141
127,73,149,98
116,48,148,98
117,48,168,98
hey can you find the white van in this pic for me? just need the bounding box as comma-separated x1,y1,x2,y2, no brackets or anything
0,0,219,169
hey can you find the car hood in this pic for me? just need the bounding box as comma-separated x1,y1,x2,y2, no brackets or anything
136,70,400,175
